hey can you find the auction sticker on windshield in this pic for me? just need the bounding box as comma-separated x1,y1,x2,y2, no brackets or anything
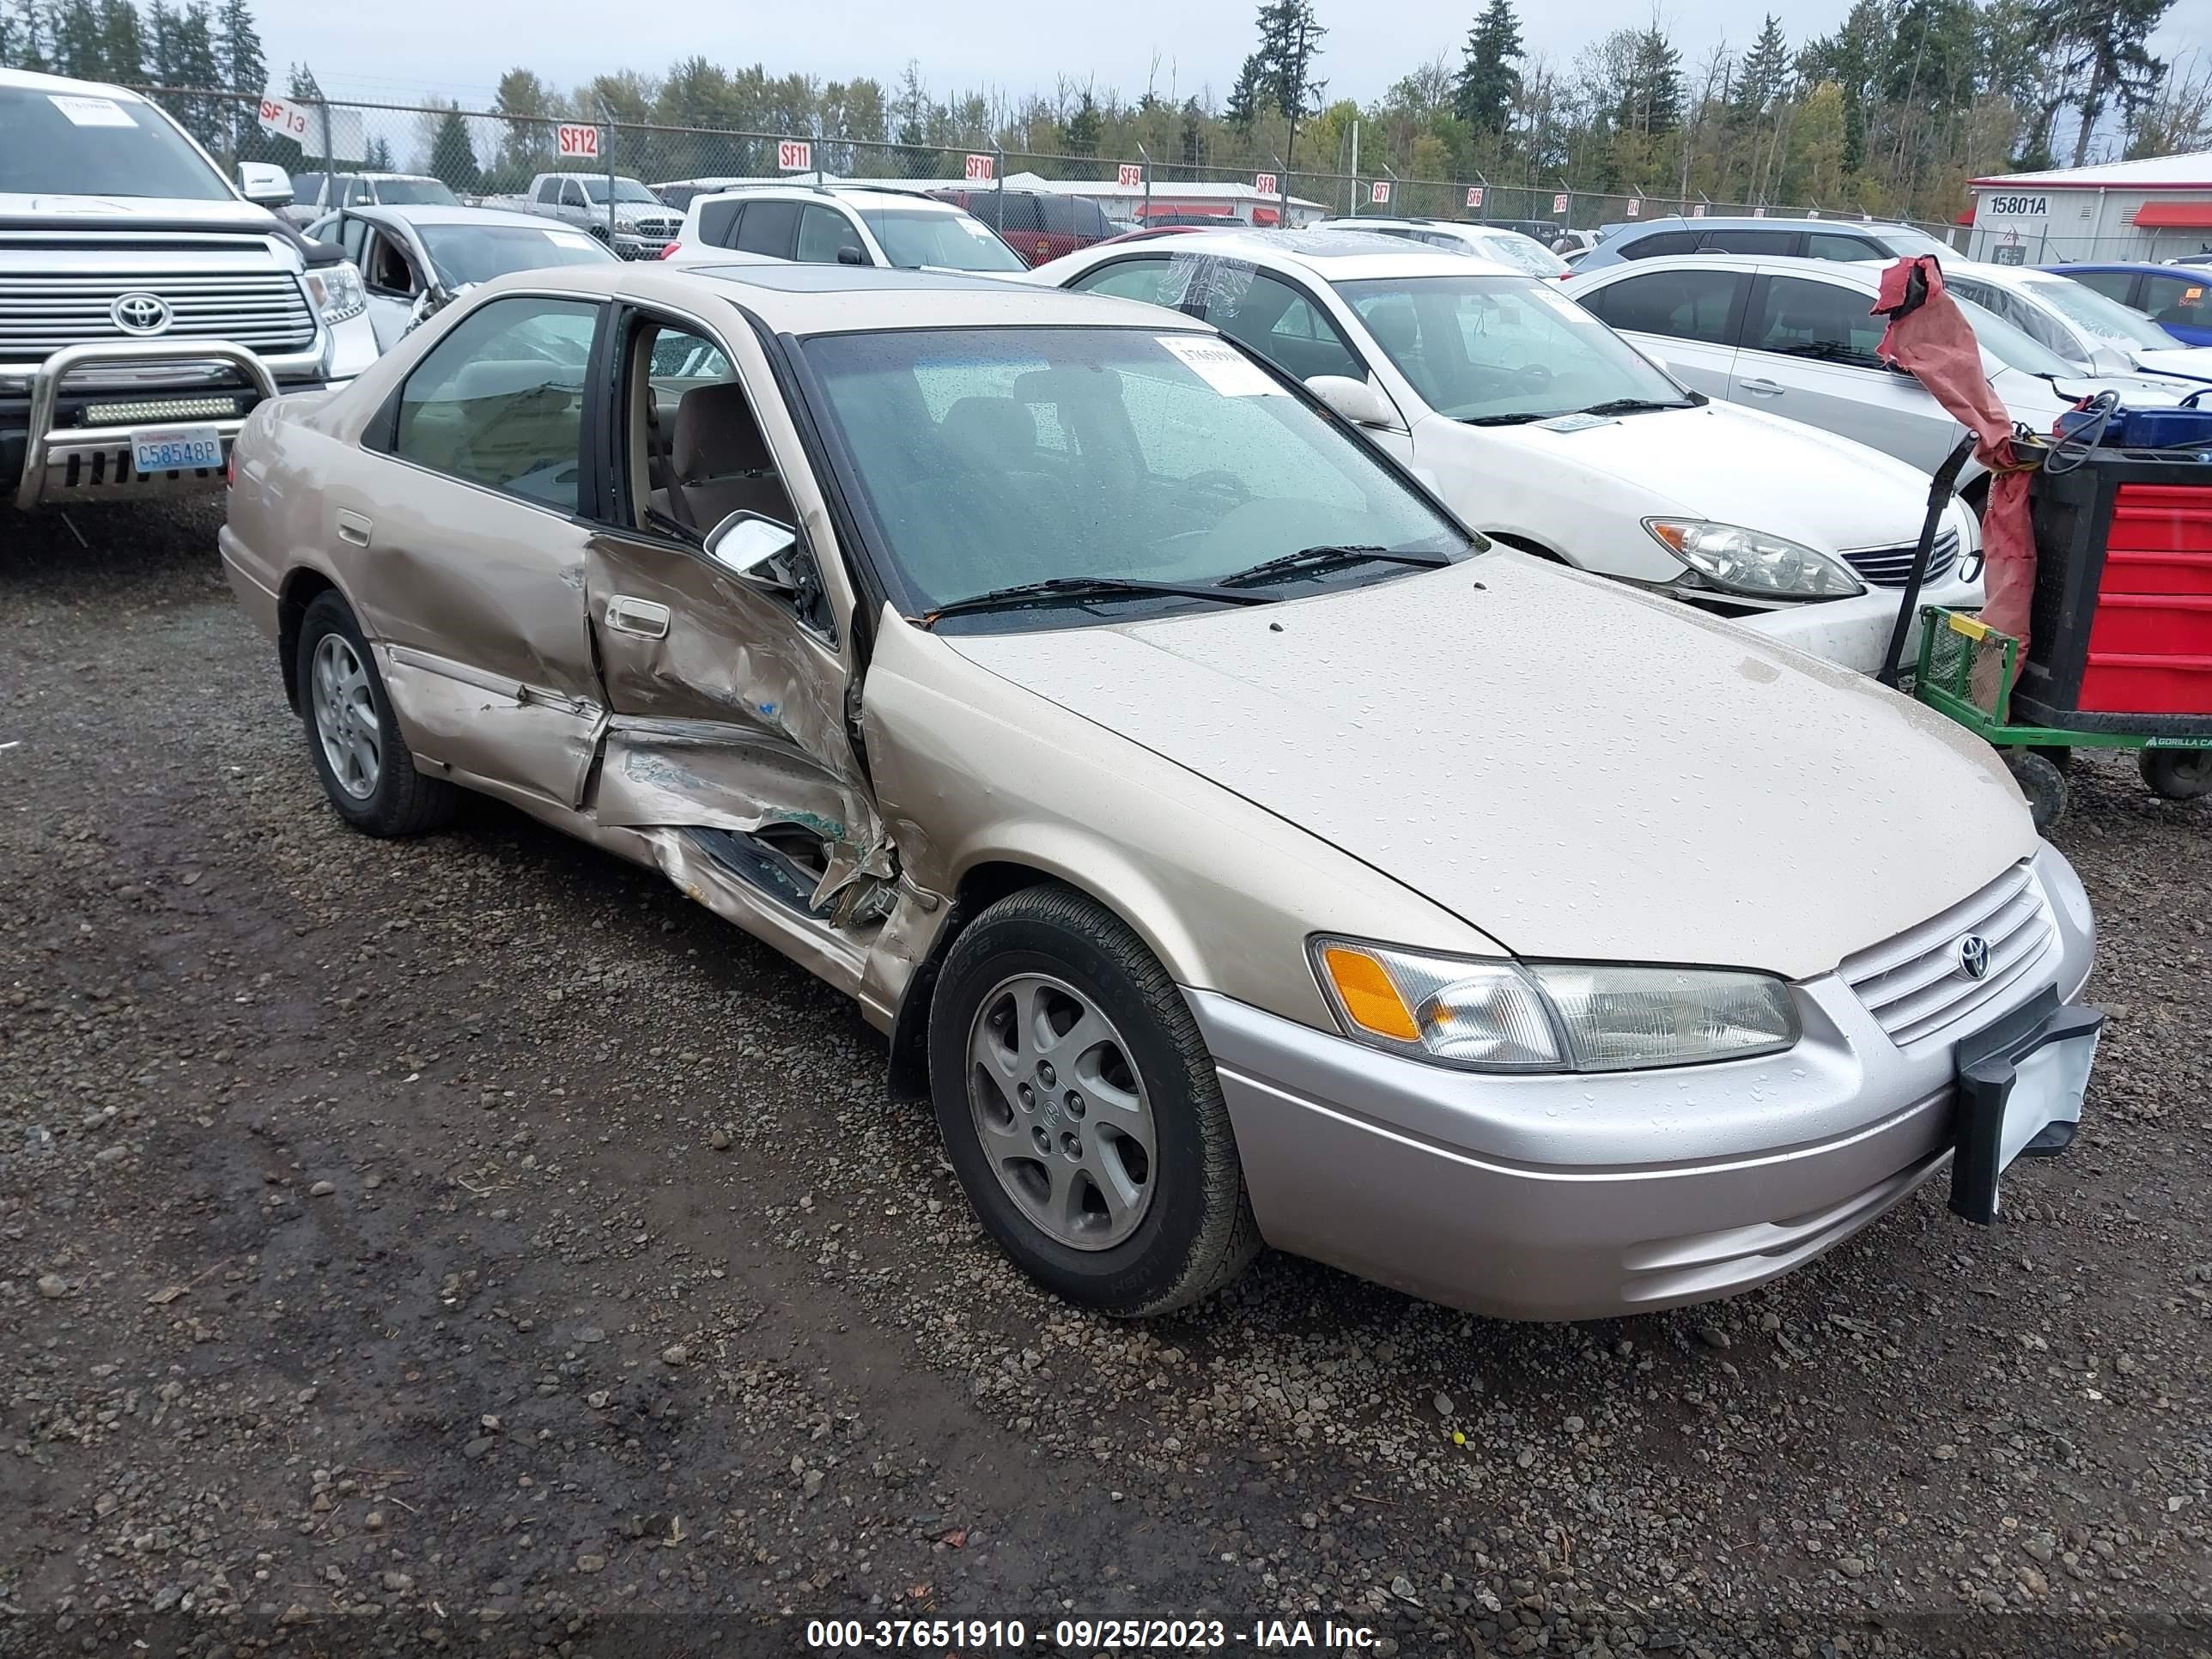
1157,335,1284,396
133,427,223,476
49,94,137,126
545,231,597,251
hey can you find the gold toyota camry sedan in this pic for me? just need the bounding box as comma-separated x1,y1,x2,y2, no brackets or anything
221,261,2100,1320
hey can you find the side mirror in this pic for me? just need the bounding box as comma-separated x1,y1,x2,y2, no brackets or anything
704,511,800,586
1638,346,1671,372
2087,342,2135,375
240,161,293,207
836,245,868,266
1305,374,1396,428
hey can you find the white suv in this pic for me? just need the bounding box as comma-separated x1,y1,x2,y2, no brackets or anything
665,184,1025,275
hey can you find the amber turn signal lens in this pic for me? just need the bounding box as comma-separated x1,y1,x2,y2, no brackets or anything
1321,945,1420,1042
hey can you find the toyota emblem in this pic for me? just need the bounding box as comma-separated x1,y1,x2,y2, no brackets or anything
111,292,172,335
1957,933,1992,981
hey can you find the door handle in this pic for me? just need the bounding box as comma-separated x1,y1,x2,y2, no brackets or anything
605,595,671,640
335,510,373,545
1738,378,1786,396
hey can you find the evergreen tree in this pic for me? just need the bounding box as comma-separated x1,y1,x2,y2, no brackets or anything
53,0,102,76
494,64,553,180
428,104,479,191
98,0,143,82
1452,0,1522,136
363,133,392,168
214,0,262,157
2,0,53,70
1065,89,1100,156
1729,14,1788,124
1177,95,1204,170
1224,53,1264,131
1622,23,1682,137
1253,0,1326,124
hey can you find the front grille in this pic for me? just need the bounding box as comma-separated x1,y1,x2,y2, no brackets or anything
627,217,679,240
0,271,316,356
1842,528,1960,587
1839,860,2057,1048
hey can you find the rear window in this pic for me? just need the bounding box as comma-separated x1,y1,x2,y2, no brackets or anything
374,178,458,206
0,85,231,200
1623,230,1702,258
698,199,744,248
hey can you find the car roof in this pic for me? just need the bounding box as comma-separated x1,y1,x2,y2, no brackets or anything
1614,214,1921,234
1127,228,1519,279
1570,252,1883,289
476,259,1207,336
694,184,951,210
2049,260,2205,274
0,64,142,97
314,204,585,233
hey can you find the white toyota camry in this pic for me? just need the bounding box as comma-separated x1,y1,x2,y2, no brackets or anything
1031,230,1983,675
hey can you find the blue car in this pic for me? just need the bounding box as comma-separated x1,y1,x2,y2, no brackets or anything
2046,262,2212,345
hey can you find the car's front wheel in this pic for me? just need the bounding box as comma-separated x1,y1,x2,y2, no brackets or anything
928,884,1258,1316
294,589,458,837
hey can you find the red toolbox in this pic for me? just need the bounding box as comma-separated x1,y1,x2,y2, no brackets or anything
2021,453,2212,730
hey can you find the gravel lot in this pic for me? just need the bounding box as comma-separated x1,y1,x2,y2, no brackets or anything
2,500,2209,1659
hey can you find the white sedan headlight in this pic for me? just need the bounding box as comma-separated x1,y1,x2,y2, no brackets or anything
1645,519,1865,600
1312,939,1798,1073
302,261,368,325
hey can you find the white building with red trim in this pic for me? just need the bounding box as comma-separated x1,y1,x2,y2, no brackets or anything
1964,152,2212,264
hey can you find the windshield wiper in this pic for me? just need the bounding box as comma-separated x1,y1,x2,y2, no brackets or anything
1219,544,1454,587
920,575,1277,626
1458,411,1546,426
1576,396,1698,416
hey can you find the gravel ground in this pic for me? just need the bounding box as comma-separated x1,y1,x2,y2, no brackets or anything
2,500,2209,1659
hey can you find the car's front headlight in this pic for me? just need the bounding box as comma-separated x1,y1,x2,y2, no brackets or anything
1311,939,1799,1073
301,262,368,325
1645,519,1865,600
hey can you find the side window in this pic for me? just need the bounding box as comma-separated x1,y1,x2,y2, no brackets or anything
1622,229,1702,259
343,177,370,207
536,176,562,204
1751,276,1887,367
796,204,854,264
1808,232,1885,261
363,231,414,295
1202,270,1361,382
1702,228,1797,254
735,199,800,258
2069,270,2138,307
1068,257,1179,306
294,173,325,207
337,216,368,264
1000,194,1045,234
392,296,599,512
310,216,344,246
2144,275,2212,328
698,198,744,248
1585,268,1745,344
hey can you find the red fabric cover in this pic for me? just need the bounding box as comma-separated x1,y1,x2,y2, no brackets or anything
1873,256,2036,652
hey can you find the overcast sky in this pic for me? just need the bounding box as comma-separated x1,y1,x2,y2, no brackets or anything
270,0,2212,134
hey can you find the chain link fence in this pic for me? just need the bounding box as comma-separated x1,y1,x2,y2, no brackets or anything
141,85,1967,250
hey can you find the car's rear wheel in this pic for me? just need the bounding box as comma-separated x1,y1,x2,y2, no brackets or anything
928,884,1258,1316
295,590,458,837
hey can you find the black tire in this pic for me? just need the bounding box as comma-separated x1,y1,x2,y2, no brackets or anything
927,884,1259,1317
2141,746,2212,802
2005,749,2068,832
294,590,459,837
2032,745,2074,774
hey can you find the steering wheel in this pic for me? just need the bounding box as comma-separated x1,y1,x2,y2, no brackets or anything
1511,361,1554,391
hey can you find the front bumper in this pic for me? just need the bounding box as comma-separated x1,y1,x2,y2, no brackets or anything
612,233,676,260
1188,844,2095,1322
1734,564,1985,676
8,340,287,512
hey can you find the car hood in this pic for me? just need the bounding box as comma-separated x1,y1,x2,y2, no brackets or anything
2130,345,2212,381
0,191,271,227
1465,400,1930,550
945,554,2033,980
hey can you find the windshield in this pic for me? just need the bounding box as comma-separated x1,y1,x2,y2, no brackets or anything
803,326,1469,624
0,86,230,200
583,177,660,204
2018,272,2176,350
1954,292,2083,377
418,222,615,287
375,177,458,206
860,208,1024,271
1872,227,1956,259
1337,272,1685,421
1467,233,1571,278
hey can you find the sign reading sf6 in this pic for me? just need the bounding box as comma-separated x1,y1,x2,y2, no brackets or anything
1982,193,2051,218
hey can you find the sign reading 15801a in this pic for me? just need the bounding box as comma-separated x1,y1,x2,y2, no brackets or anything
1982,193,2050,217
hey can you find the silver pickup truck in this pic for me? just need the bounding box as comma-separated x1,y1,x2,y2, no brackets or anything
506,172,682,259
2,66,380,514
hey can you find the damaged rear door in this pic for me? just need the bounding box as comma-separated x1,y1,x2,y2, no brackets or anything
580,300,890,990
